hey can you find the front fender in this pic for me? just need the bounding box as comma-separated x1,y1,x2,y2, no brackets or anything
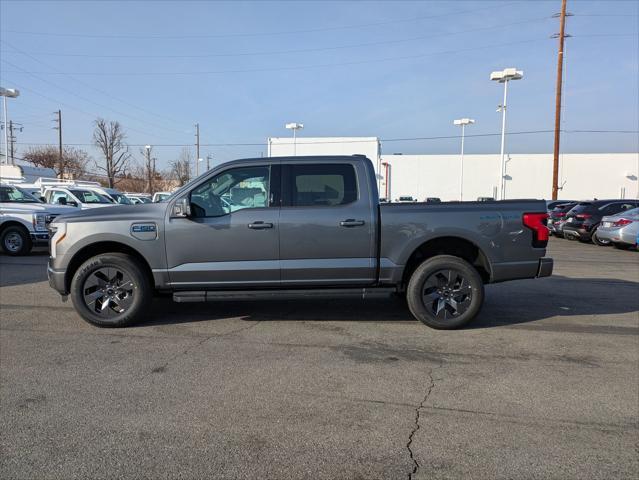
53,220,166,272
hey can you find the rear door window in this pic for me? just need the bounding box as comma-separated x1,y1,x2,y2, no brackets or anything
284,164,357,207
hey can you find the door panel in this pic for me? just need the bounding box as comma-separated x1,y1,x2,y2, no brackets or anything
279,162,376,285
165,208,280,287
164,164,280,288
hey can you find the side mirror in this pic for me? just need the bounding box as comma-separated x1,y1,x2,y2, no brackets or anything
172,196,191,218
39,196,46,203
57,197,67,205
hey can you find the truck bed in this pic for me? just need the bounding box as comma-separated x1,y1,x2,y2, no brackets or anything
378,199,550,284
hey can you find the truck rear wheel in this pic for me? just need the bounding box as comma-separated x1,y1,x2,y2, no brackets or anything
1,225,32,256
70,253,151,327
406,255,484,330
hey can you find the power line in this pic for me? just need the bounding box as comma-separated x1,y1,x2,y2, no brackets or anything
571,13,639,17
1,63,184,142
2,81,191,146
571,33,637,38
1,57,188,137
0,16,552,59
1,40,190,131
1,38,546,76
15,129,638,149
0,3,518,40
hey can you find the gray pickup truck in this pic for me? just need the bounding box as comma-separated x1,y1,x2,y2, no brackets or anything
48,155,552,329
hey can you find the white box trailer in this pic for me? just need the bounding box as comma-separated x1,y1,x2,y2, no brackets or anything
267,136,382,195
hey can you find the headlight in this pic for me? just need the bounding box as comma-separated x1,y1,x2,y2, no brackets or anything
33,213,47,231
49,222,67,258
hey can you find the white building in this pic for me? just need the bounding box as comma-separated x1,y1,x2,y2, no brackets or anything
381,153,639,201
267,136,638,201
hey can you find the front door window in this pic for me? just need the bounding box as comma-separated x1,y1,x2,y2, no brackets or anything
190,166,270,218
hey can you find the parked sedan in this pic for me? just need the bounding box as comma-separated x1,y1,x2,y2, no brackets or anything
595,207,639,249
563,200,639,244
547,202,577,237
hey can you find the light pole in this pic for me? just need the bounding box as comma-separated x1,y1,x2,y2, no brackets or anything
490,68,523,200
285,122,303,156
144,145,152,193
453,118,475,201
0,88,20,165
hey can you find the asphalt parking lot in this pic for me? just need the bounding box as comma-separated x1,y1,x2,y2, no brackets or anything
1,238,637,480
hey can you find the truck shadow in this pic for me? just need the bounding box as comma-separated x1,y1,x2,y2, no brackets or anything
144,275,639,330
0,251,49,287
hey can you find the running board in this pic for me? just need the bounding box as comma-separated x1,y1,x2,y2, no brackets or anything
173,288,397,303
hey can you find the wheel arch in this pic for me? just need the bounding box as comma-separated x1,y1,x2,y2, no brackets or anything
0,220,31,235
400,236,492,287
65,241,155,293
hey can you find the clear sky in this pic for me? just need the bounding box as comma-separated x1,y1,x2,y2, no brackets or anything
1,0,637,172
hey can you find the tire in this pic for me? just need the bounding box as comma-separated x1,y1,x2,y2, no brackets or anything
70,253,152,327
406,255,484,330
592,232,612,246
1,225,32,256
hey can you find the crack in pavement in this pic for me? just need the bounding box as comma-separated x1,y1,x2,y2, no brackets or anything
406,362,441,480
139,320,262,380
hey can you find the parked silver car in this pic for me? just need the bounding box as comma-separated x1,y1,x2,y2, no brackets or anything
595,207,639,249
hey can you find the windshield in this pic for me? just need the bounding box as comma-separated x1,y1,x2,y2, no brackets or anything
552,202,576,212
109,192,132,205
0,185,42,203
70,189,113,204
569,203,595,214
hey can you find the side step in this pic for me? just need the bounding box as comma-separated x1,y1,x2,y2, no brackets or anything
173,288,397,303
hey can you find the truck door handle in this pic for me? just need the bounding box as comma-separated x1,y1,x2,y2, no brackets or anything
248,221,273,230
340,219,365,227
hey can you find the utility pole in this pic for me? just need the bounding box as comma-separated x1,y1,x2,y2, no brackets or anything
8,120,14,165
552,0,569,200
9,120,16,165
7,121,23,165
53,110,63,178
144,145,153,194
195,123,200,177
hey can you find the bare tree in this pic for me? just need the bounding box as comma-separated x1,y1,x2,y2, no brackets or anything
115,162,147,193
170,148,192,186
22,145,90,178
93,118,131,187
139,145,157,194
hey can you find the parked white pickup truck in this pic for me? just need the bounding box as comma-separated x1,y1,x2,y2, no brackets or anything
0,183,75,255
43,186,115,209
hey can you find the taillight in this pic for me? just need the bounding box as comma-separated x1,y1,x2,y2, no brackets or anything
523,212,549,248
613,218,632,227
556,212,566,217
576,213,592,220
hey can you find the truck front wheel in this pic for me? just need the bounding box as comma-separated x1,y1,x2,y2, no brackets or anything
1,225,32,256
406,255,484,330
70,253,151,327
